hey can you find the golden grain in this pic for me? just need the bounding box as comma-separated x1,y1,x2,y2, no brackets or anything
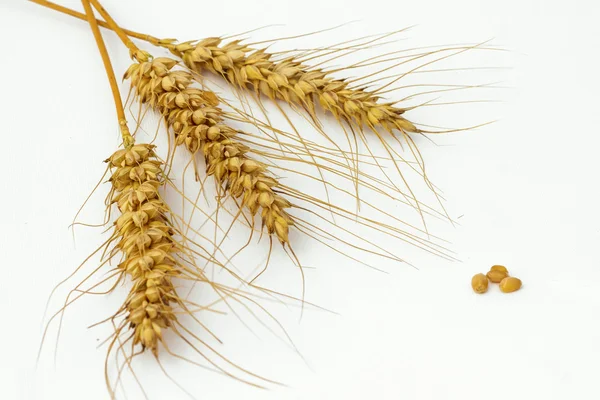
486,269,509,283
471,273,489,294
499,277,522,293
490,265,508,274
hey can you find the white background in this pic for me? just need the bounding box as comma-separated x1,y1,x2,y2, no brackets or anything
2,0,600,399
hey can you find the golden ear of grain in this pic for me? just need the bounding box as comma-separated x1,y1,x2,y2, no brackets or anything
170,39,419,134
125,58,295,245
107,143,179,355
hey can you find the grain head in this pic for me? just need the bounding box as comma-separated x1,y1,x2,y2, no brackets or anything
125,58,296,245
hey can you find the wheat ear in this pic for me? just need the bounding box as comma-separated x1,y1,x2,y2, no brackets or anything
124,57,295,244
107,143,182,355
76,0,182,358
171,37,423,133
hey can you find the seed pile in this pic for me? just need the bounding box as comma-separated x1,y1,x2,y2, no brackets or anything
471,265,523,294
125,57,295,244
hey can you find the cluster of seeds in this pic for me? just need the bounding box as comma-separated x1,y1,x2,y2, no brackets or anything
166,38,419,133
471,265,522,294
107,143,179,355
124,57,295,244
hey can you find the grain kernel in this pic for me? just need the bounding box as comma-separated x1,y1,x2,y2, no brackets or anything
490,265,508,274
471,273,489,294
487,269,508,283
499,277,522,293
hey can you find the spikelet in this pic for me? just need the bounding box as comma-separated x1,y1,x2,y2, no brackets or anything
107,143,179,355
124,57,295,244
168,37,419,134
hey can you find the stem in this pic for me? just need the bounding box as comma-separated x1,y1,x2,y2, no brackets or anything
29,0,167,49
88,0,148,62
80,0,133,148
